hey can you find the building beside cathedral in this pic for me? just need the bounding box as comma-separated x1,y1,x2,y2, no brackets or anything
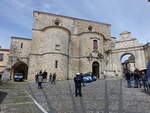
0,11,149,80
0,48,10,79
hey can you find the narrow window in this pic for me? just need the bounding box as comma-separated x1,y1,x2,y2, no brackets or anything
21,43,23,48
93,40,98,50
0,53,4,61
55,60,58,68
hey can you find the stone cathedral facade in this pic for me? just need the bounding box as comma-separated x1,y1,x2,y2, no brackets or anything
2,11,148,80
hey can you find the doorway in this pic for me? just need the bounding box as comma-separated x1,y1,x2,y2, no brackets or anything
92,61,99,78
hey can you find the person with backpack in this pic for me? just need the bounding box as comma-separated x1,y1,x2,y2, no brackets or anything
74,73,82,97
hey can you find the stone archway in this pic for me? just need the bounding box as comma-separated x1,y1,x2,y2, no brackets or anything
120,53,135,73
12,62,28,79
92,61,99,78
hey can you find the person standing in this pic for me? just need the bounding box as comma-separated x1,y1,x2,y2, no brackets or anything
35,73,39,84
134,71,140,88
51,73,57,85
141,71,148,91
139,72,143,88
42,70,46,79
80,73,85,87
49,73,52,83
43,70,48,79
74,73,82,97
38,71,43,89
125,71,131,88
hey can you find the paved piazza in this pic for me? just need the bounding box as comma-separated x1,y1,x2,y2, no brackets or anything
0,79,150,113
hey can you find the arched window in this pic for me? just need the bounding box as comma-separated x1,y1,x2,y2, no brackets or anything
55,20,60,26
88,26,93,31
93,40,98,50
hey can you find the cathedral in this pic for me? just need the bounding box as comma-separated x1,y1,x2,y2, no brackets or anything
0,11,149,80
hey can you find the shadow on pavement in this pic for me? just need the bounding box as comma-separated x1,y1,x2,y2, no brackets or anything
141,90,150,96
0,91,7,104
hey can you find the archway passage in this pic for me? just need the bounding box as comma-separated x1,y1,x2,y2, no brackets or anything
120,53,135,73
12,62,28,79
92,61,99,78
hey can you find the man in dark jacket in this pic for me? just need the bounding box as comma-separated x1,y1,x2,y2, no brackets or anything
141,71,148,91
134,71,140,88
74,73,82,97
42,70,47,79
125,71,131,88
51,73,57,84
49,73,52,83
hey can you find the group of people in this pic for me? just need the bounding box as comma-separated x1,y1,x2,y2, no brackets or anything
48,73,57,84
125,69,150,91
35,71,57,89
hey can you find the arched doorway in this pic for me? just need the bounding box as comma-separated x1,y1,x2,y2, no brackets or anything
120,53,135,74
92,61,99,78
12,62,28,79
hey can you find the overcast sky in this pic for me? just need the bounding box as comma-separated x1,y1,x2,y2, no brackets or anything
0,0,150,48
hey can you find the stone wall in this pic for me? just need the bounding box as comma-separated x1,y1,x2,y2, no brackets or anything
29,11,111,80
111,32,146,76
33,11,111,36
30,25,70,80
10,37,31,59
0,49,10,74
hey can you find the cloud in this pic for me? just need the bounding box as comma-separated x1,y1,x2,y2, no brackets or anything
0,0,150,49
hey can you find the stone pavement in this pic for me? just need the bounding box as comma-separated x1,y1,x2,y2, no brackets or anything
27,79,150,113
0,81,43,113
0,79,150,113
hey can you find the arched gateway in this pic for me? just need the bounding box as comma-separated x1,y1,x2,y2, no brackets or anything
109,31,146,76
12,62,28,79
120,53,135,73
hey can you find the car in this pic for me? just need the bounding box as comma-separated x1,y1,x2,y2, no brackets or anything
82,74,97,83
14,73,24,82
